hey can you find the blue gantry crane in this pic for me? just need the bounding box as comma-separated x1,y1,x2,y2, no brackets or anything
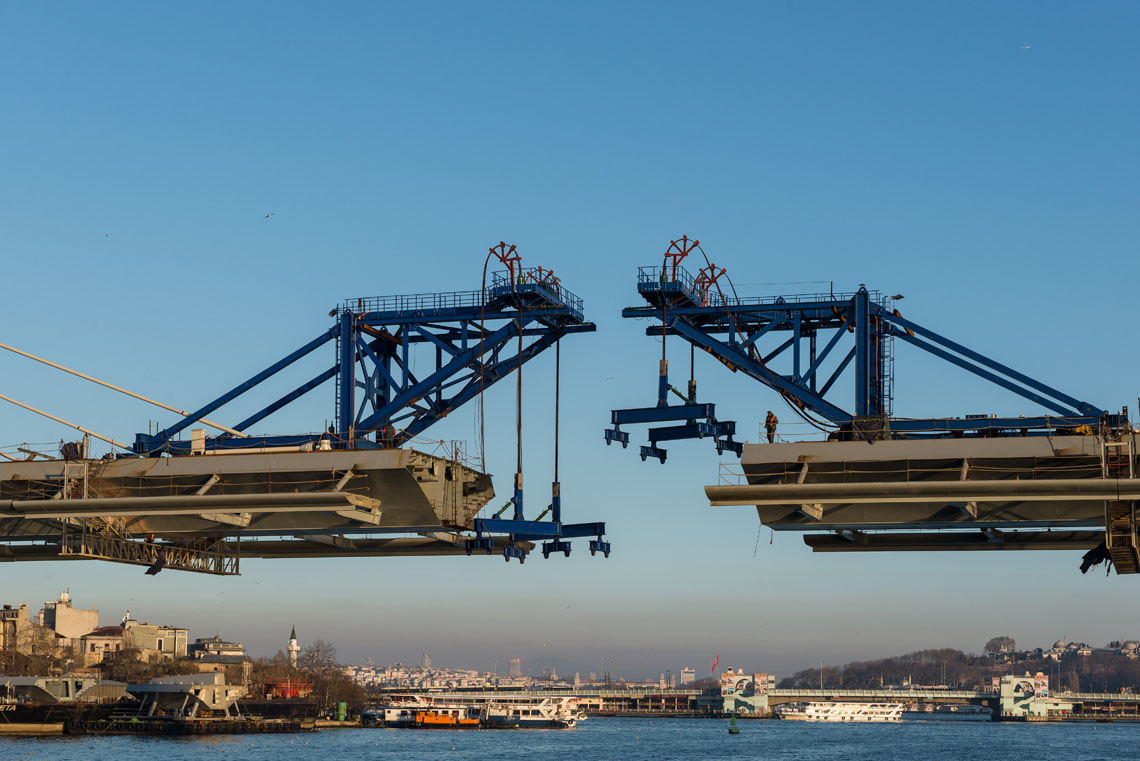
131,245,609,562
608,235,1111,462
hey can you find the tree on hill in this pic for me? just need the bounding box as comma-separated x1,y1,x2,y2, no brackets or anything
688,677,720,690
984,636,1016,654
295,639,367,711
99,648,199,682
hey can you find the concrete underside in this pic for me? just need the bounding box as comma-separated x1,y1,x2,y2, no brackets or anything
707,435,1132,553
0,447,498,563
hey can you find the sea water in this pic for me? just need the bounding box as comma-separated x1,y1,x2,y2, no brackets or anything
3,717,1140,760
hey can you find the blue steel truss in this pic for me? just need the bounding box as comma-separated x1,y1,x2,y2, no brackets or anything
131,267,606,562
135,270,593,453
611,262,1109,458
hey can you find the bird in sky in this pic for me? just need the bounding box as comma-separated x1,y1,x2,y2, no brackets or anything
264,212,275,218
1022,44,1031,49
105,233,112,237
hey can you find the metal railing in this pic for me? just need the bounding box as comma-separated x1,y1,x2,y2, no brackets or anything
637,265,701,302
342,270,585,319
344,289,487,315
489,268,585,316
636,265,885,310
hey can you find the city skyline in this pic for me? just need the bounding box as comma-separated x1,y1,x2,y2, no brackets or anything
4,586,1132,680
2,1,1138,676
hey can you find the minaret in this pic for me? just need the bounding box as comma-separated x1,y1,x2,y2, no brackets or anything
287,625,300,667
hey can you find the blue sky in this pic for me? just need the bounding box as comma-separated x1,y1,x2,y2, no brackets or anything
2,1,1138,678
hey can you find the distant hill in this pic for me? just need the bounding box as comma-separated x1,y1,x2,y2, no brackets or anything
778,647,1140,693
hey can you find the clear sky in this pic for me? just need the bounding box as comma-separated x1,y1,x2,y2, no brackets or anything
2,1,1138,680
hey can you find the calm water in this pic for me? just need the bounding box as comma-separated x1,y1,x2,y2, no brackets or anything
4,718,1140,760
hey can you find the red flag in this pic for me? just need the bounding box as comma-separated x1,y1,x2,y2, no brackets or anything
710,654,719,673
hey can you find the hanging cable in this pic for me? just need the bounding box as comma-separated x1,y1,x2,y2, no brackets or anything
552,338,561,524
694,242,838,434
478,242,520,471
554,339,560,484
477,250,493,472
516,264,524,483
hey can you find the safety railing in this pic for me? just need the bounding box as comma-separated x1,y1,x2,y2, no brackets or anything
342,269,585,319
637,265,885,310
489,268,585,317
344,289,487,315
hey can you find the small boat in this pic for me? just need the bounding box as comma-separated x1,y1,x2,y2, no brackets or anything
367,703,483,729
413,711,481,729
371,694,582,729
774,702,905,722
480,703,522,729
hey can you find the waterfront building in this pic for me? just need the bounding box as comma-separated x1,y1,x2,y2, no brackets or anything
680,667,695,685
189,635,246,659
80,625,126,663
122,617,188,660
0,603,33,652
39,591,99,642
1,602,65,664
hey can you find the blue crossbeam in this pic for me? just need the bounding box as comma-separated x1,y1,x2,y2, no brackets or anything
476,518,562,536
647,422,723,443
610,403,716,425
889,416,1103,434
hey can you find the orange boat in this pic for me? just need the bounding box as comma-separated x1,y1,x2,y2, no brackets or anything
413,711,481,729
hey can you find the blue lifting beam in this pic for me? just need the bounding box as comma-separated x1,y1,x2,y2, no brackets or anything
605,236,745,462
131,258,608,562
611,237,1111,455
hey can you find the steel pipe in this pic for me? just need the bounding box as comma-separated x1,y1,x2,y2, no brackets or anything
706,478,1140,506
0,491,380,519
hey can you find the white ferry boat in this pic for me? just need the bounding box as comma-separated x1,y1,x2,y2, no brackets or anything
774,701,905,722
369,694,584,729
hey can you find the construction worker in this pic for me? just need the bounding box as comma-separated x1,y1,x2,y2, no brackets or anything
765,410,778,443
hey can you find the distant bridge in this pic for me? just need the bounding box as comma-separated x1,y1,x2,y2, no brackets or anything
390,677,1140,721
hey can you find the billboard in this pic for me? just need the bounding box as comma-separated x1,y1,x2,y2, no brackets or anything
720,670,736,696
753,673,770,695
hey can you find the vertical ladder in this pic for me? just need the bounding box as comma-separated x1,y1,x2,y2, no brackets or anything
333,329,343,432
1103,436,1138,574
881,322,895,420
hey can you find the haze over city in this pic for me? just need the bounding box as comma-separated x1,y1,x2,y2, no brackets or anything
2,1,1139,680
